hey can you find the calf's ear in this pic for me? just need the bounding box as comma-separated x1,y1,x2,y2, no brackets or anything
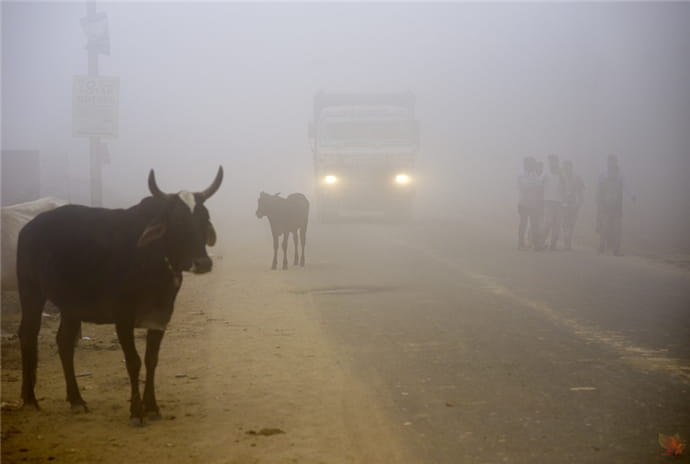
206,222,217,247
137,222,167,247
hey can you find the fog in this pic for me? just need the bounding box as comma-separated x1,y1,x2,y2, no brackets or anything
3,1,690,252
4,4,690,460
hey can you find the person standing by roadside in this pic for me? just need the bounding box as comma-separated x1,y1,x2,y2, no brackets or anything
561,160,585,250
597,155,626,255
533,159,546,249
535,159,545,178
517,156,541,250
541,154,565,251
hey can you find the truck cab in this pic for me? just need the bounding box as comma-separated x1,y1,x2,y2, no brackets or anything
310,92,419,221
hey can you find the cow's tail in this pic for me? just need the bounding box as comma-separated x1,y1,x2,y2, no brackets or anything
16,228,45,408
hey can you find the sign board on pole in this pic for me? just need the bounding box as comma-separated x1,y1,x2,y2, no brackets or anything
72,76,119,138
80,12,110,55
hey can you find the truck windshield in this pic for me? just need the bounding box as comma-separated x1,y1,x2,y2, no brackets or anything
319,119,416,147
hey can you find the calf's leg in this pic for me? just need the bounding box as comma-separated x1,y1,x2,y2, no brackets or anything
293,231,299,265
282,232,289,270
272,233,279,270
299,225,306,266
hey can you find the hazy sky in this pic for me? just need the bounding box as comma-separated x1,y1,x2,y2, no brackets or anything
3,2,690,248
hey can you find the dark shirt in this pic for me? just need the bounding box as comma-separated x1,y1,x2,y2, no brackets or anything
598,173,623,215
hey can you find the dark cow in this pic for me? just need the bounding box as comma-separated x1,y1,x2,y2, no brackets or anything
2,197,68,291
17,167,223,424
255,192,309,270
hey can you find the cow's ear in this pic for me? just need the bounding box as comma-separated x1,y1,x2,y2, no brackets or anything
137,222,167,247
206,222,217,247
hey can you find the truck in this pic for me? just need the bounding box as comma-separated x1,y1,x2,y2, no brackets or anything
309,92,420,221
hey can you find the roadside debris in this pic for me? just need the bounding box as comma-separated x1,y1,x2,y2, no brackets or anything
1,400,21,411
1,333,17,342
246,428,285,437
659,433,685,456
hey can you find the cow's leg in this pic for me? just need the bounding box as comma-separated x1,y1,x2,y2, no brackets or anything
271,232,278,270
56,316,89,412
17,287,45,409
142,329,164,420
115,322,144,425
299,224,307,267
281,232,289,270
293,231,299,265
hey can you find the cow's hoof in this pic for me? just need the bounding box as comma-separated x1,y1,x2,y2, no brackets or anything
70,403,89,414
21,400,40,411
129,416,145,427
146,410,162,421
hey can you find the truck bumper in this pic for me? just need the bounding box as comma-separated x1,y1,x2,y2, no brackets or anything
316,178,414,220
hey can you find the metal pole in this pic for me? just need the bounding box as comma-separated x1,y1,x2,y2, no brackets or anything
87,0,102,207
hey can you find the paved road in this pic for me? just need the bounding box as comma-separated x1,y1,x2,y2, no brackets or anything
287,219,690,463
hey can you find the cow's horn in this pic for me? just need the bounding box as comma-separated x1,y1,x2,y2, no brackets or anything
198,166,224,201
148,169,167,198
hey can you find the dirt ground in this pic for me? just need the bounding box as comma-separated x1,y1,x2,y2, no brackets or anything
0,240,415,464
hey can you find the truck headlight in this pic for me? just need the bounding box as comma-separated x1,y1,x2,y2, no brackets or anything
395,173,411,184
324,175,338,184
